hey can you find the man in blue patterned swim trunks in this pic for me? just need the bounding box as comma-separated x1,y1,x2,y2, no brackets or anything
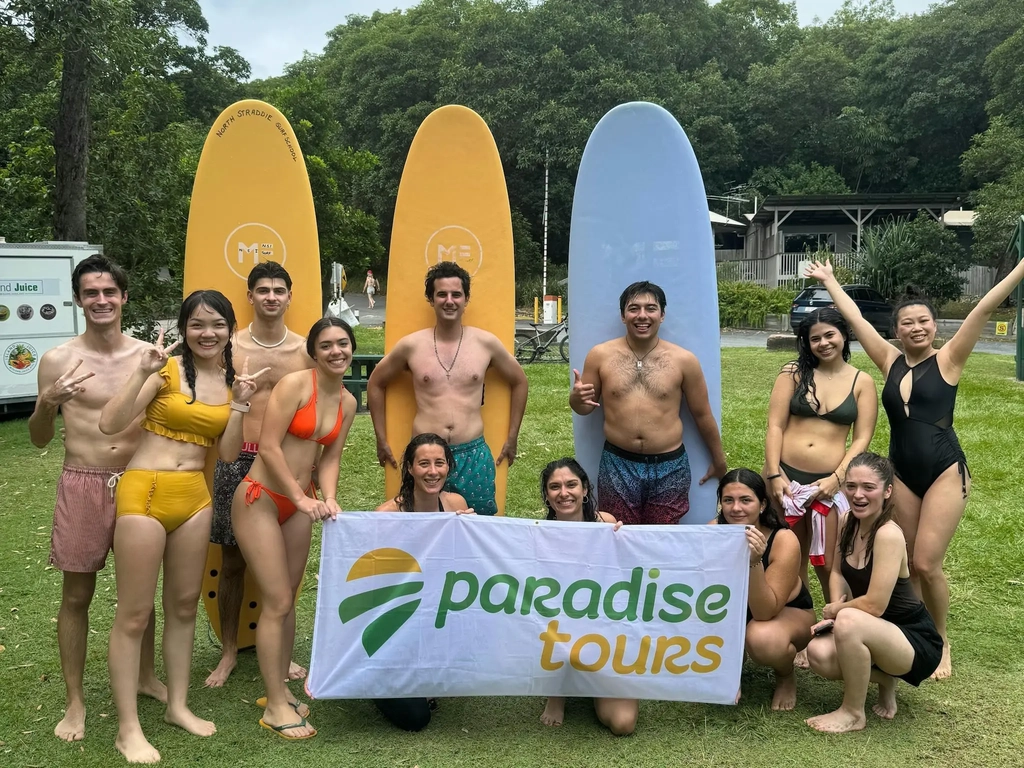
367,262,529,515
570,281,727,524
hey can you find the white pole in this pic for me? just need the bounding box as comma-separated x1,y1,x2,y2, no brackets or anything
542,149,549,298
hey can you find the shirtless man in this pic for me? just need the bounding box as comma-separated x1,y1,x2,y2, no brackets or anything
205,261,312,687
367,262,528,515
570,281,727,525
28,255,166,742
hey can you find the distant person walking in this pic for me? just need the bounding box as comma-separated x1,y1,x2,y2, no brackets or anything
364,270,379,309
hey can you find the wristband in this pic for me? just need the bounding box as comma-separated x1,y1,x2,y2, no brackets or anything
230,400,251,413
766,473,782,481
833,470,842,484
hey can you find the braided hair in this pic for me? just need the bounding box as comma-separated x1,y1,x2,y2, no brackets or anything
839,452,896,562
541,457,598,522
178,290,237,404
396,433,455,512
791,308,851,411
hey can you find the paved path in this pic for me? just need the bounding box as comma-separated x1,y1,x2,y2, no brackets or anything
359,301,1017,356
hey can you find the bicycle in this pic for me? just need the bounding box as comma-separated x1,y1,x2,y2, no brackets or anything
515,315,569,364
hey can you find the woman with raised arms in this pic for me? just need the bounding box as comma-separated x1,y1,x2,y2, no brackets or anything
765,308,877,611
535,458,630,735
231,317,357,741
806,255,1024,678
99,290,263,763
713,468,816,710
805,452,942,733
374,432,474,732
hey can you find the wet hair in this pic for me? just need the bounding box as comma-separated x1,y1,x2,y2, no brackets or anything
619,281,667,315
425,262,471,301
306,317,356,359
839,452,896,561
716,468,787,530
396,433,455,512
541,457,598,522
790,308,852,411
178,290,236,405
72,254,128,298
891,289,937,335
247,260,293,291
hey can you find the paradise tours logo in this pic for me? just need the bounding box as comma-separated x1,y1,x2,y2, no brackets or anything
339,548,424,657
339,548,733,675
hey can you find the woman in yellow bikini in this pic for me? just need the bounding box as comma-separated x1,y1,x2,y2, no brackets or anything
100,290,264,763
231,317,357,741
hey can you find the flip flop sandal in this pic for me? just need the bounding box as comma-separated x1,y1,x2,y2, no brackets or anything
259,716,317,741
256,697,310,717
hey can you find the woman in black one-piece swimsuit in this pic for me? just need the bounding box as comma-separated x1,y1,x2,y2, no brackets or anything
715,469,815,711
805,453,942,734
805,256,1024,679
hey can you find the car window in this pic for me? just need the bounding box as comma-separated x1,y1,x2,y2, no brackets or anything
864,288,886,303
847,288,865,301
797,288,831,302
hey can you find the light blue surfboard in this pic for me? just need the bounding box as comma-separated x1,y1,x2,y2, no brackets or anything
569,102,722,524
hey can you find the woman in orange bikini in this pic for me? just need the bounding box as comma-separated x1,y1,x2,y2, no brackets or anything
231,317,357,740
99,290,264,763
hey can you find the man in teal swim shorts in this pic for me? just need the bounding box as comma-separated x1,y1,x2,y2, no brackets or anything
367,262,528,514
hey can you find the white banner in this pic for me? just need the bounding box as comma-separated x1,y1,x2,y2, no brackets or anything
307,513,748,704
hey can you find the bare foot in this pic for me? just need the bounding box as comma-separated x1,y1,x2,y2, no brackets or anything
115,728,161,764
806,707,866,734
262,703,317,739
54,702,86,742
164,707,217,737
204,655,237,688
771,671,797,711
793,648,810,669
930,643,952,680
287,661,307,681
138,676,168,703
540,697,565,727
873,676,898,720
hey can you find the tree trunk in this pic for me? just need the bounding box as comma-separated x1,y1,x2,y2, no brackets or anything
53,0,91,241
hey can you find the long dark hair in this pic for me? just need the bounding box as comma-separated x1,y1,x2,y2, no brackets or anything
716,468,787,530
396,433,455,512
791,308,851,411
839,452,896,561
541,457,598,522
306,316,357,359
178,290,236,404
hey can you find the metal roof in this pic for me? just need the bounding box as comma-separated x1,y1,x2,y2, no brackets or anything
750,193,968,224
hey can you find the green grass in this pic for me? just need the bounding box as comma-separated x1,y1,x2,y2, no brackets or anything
2,345,1024,767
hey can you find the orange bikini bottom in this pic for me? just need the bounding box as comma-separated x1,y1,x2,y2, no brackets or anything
242,475,318,526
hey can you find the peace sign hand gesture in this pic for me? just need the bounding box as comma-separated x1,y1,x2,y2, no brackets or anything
139,327,181,374
231,357,271,403
44,359,96,406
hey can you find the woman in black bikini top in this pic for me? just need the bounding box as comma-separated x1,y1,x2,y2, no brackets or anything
765,308,877,605
716,469,815,712
804,255,1024,681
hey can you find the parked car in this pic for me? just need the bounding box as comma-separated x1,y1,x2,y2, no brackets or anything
790,284,894,338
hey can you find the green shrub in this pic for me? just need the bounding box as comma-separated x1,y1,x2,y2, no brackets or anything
717,281,797,328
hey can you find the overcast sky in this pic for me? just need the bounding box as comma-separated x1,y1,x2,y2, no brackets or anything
197,0,937,79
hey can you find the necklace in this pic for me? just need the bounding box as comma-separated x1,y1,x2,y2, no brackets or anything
626,338,659,370
433,327,464,381
248,323,287,349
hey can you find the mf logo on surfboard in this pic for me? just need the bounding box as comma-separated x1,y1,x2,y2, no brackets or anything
425,225,483,276
223,222,287,280
338,548,424,657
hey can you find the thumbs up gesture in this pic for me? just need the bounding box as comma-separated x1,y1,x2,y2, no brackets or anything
571,368,600,409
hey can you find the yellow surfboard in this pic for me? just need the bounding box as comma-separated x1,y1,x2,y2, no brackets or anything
384,105,515,514
184,99,321,648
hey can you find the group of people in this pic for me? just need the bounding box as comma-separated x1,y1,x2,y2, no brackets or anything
28,249,1024,760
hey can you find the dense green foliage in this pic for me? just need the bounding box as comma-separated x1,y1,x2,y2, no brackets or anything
716,281,797,328
2,0,1023,312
